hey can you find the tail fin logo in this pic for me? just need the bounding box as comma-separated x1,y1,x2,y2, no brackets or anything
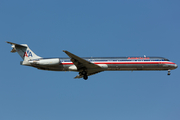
23,50,33,57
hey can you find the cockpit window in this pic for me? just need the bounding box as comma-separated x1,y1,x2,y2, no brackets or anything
164,58,170,61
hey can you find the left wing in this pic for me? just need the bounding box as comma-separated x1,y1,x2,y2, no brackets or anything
63,50,104,78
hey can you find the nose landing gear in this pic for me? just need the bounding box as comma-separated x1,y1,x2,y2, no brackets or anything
167,70,171,75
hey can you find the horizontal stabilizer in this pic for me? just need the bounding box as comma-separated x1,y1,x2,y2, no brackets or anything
6,41,27,53
6,41,27,48
6,41,41,60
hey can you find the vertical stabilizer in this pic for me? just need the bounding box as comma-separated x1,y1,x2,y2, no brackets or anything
6,41,41,61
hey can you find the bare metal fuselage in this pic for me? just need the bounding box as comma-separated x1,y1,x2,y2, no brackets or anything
25,57,177,72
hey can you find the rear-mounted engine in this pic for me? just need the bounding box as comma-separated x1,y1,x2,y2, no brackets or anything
29,58,60,66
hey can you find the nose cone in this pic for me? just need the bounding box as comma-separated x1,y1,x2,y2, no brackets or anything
175,64,178,68
169,63,178,70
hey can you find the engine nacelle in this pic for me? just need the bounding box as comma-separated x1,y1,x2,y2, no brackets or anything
29,58,60,66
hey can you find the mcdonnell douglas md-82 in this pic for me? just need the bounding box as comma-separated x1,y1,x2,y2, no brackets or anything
6,41,178,80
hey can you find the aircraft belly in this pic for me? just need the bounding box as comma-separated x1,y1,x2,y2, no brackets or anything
33,63,175,71
106,64,169,70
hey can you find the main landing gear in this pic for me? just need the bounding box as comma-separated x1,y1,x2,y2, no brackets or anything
79,71,88,80
167,70,171,75
83,75,88,80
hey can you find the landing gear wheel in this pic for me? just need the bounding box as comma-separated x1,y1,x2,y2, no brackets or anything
83,75,88,80
80,70,88,80
167,70,171,75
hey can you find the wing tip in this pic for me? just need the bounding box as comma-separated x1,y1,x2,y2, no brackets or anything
63,50,69,54
74,75,82,79
6,41,12,44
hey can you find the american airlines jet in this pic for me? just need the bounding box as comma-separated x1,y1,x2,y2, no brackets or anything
7,41,178,80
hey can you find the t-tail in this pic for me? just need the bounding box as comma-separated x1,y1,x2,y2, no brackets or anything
6,41,41,65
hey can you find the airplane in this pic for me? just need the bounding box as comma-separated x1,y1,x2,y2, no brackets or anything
6,41,178,80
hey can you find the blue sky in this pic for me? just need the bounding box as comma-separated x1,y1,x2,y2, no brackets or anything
1,0,180,120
